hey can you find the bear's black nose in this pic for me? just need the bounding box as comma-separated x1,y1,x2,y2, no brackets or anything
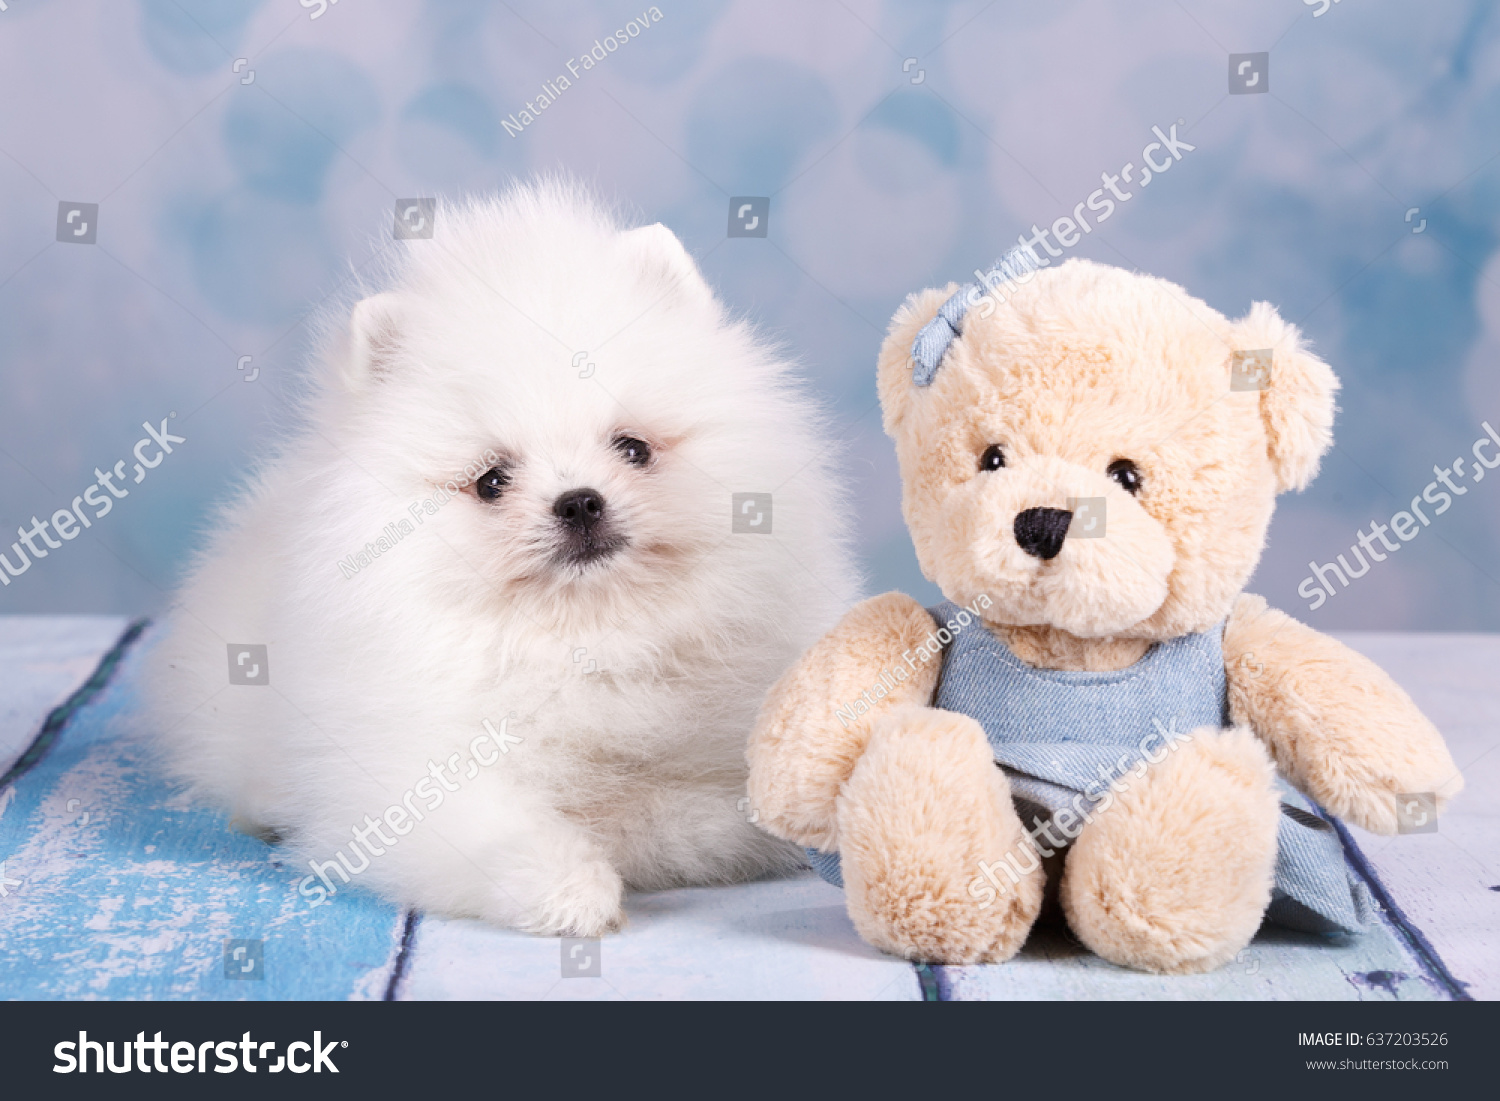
1014,507,1072,560
553,488,606,533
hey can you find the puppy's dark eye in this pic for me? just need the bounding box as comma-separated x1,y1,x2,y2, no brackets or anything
1107,459,1143,496
979,444,1006,472
475,467,511,501
613,435,651,467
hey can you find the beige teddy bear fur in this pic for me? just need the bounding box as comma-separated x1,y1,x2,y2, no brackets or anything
748,258,1463,973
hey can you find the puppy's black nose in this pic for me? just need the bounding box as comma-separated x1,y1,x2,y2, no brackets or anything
553,488,605,533
1014,507,1072,560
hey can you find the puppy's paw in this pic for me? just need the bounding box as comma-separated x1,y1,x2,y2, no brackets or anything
230,817,287,845
516,858,626,937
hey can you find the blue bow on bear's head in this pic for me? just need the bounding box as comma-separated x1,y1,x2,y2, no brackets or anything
909,244,1045,386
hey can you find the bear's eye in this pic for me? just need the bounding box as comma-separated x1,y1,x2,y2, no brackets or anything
475,466,511,502
613,435,652,467
979,444,1006,472
1107,459,1143,496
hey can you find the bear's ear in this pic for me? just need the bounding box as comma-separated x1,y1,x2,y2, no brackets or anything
877,284,959,436
623,222,714,309
1228,301,1340,493
337,292,406,393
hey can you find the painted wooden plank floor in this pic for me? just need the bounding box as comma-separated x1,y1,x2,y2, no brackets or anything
937,913,1446,1001
0,623,407,1000
398,875,920,1001
0,622,918,1001
0,615,129,778
1328,633,1500,1001
0,617,1491,1000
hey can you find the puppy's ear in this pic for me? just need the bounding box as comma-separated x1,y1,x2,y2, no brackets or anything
624,223,714,308
1228,301,1340,493
337,292,405,393
876,285,957,438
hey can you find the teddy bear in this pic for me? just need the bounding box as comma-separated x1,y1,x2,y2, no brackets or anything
747,254,1463,974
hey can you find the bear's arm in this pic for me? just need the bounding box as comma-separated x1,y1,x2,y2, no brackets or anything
1222,592,1463,835
746,592,943,850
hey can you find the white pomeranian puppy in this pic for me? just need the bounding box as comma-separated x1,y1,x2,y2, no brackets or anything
145,180,856,935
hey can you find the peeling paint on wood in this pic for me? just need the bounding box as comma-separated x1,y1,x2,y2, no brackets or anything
0,631,405,1000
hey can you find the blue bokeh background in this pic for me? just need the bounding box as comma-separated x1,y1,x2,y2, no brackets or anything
1,0,1497,629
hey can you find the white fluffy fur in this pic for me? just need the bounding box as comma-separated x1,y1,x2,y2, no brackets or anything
144,181,856,935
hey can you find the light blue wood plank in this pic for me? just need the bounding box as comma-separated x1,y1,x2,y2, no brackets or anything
398,872,922,1001
0,615,130,776
1330,632,1500,1001
0,625,407,1000
937,919,1445,1001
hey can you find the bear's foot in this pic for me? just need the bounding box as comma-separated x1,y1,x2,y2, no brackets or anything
1060,725,1280,974
836,706,1044,965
